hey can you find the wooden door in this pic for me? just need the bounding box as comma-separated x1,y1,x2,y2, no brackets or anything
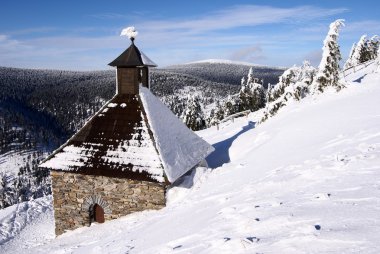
94,204,105,223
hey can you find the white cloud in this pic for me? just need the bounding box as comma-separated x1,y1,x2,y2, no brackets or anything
0,5,358,70
229,45,266,62
138,5,347,34
344,20,380,33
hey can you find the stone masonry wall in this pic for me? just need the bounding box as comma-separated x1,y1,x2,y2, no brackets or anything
51,171,166,236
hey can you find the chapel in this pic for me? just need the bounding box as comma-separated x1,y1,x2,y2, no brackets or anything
40,29,214,236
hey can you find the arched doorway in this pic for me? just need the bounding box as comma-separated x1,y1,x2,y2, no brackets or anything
93,204,105,223
83,195,111,226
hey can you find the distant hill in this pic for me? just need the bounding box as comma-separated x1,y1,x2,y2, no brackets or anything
159,59,285,88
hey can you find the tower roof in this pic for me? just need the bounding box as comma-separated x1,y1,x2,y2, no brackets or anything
108,40,157,67
40,86,214,184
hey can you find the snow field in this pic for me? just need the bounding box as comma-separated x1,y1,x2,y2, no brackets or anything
0,63,379,253
0,196,53,252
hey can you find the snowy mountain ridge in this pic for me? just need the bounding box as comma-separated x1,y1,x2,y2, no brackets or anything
184,59,286,69
1,62,380,253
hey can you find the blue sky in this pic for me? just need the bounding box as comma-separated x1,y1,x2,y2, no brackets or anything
0,0,379,70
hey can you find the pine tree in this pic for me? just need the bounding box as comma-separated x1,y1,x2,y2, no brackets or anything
270,65,299,102
344,42,357,69
369,35,380,60
0,172,16,209
247,67,254,84
261,61,316,122
167,95,186,118
208,100,224,126
238,67,265,111
344,35,378,70
266,83,273,104
223,95,237,117
312,19,345,93
376,46,380,72
182,95,205,131
249,80,265,111
350,35,372,66
238,76,249,111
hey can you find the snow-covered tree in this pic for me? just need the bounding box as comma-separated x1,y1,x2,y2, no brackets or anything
344,35,379,70
182,95,205,131
266,83,273,103
369,35,380,60
247,67,254,85
344,42,357,69
223,95,239,117
249,80,265,111
312,19,345,93
352,35,372,64
261,61,317,122
0,173,15,208
208,100,225,126
238,67,265,112
166,95,186,118
269,65,299,102
376,47,380,73
238,76,249,111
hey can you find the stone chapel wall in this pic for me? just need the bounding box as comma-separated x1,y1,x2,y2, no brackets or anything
51,171,166,235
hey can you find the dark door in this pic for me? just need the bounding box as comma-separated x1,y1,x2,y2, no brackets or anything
93,204,105,223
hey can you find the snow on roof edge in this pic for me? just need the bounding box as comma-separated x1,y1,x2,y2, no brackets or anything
139,85,214,183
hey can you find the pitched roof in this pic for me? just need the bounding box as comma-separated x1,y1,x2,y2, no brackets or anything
40,87,214,183
40,94,165,183
108,42,157,67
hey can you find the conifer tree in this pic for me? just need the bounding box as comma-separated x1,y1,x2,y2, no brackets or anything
223,95,237,117
312,19,345,93
208,100,225,126
182,95,205,131
248,80,265,111
0,173,12,208
238,76,249,111
344,42,357,69
238,67,265,111
369,35,380,60
261,61,316,122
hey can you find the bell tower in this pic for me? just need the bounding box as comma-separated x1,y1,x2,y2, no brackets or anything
108,27,157,95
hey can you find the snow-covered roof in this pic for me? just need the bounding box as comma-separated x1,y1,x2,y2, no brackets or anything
139,86,214,182
40,94,165,182
40,89,213,183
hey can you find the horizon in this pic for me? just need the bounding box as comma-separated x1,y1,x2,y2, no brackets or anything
1,0,379,71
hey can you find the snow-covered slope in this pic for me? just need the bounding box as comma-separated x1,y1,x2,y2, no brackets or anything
1,63,380,253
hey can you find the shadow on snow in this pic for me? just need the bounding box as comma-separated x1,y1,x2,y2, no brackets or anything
206,121,255,169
